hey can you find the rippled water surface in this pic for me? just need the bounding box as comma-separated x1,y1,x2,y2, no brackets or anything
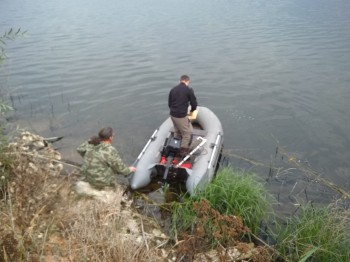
1,0,350,212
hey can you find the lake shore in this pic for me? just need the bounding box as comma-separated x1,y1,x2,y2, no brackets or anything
0,131,266,261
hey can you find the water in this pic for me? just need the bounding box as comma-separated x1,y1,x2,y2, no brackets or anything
1,0,350,215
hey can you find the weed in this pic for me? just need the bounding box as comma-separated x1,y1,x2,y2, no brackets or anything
171,167,274,261
0,131,161,261
0,28,26,62
274,202,350,262
196,167,274,234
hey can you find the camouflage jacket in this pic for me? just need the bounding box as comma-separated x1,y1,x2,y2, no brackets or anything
77,141,130,188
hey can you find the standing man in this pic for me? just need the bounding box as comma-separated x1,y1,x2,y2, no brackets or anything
168,75,198,155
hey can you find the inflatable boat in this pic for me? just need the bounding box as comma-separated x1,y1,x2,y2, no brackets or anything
129,106,223,195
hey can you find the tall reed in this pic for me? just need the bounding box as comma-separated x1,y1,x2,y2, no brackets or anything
0,28,26,62
274,202,350,262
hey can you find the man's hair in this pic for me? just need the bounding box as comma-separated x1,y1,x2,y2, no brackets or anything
99,127,113,140
180,75,190,82
89,127,113,145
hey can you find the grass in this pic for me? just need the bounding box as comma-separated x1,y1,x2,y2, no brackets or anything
273,202,350,262
170,167,350,261
57,199,159,261
1,129,349,261
170,167,274,260
0,129,14,197
171,167,275,236
0,131,161,261
194,167,274,234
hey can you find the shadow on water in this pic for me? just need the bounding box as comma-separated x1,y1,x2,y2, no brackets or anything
129,180,187,232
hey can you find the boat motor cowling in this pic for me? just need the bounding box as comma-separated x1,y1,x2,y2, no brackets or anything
163,137,181,157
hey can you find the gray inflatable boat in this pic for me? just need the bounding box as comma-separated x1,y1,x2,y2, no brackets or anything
129,106,223,195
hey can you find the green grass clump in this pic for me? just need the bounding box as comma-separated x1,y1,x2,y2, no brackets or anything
171,167,274,238
274,203,350,262
197,167,274,233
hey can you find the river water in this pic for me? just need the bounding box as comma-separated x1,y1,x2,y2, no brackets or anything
1,0,350,215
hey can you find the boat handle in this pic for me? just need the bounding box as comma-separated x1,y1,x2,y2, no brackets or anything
133,128,159,166
176,136,207,167
207,132,222,169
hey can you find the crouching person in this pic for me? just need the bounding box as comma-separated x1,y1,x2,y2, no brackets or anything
75,127,136,201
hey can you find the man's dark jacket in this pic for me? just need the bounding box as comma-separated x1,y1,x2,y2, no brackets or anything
168,82,197,118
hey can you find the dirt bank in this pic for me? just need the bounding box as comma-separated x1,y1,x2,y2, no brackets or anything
0,131,266,261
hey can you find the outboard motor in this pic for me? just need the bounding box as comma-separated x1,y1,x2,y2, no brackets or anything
161,137,181,181
163,137,181,157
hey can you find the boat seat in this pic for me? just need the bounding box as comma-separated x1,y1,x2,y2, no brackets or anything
170,127,208,137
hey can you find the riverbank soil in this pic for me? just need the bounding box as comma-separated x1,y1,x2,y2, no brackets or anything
0,131,269,261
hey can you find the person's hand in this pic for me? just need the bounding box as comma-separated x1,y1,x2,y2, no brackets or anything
129,166,136,173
